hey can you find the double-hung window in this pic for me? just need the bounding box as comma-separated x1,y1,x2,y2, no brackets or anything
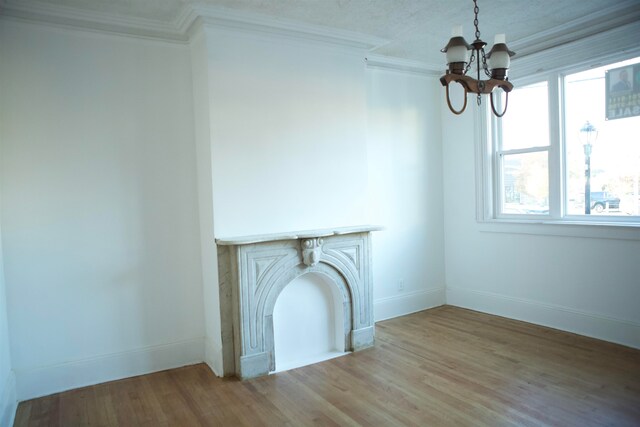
485,55,640,226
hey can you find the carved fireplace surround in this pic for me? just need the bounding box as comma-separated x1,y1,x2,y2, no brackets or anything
216,225,381,379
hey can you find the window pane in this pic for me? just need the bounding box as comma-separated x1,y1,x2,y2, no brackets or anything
502,151,549,214
501,82,550,150
565,57,640,216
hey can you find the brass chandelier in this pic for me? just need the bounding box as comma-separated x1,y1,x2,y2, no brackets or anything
440,0,515,117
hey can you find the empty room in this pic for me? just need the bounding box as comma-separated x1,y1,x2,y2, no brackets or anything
0,0,639,425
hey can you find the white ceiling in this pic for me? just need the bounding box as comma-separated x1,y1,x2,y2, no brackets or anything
2,0,639,64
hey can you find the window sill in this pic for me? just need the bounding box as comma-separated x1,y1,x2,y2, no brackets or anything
477,218,640,241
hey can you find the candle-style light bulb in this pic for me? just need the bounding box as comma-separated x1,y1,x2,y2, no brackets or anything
494,33,506,44
444,24,470,65
487,33,514,79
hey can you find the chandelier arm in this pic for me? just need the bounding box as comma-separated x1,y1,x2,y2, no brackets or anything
446,83,468,115
490,90,508,117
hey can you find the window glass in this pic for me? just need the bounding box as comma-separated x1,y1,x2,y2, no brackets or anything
501,151,549,214
501,82,550,150
565,58,640,216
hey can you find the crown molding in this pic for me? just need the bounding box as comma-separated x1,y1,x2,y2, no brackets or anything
1,0,637,66
187,3,387,51
510,0,640,60
174,2,199,37
365,54,440,76
511,20,640,80
0,0,189,42
0,0,388,51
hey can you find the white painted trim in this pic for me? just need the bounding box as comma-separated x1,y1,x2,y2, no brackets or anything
0,0,388,50
173,2,197,36
14,338,204,401
0,15,192,49
1,0,638,62
374,288,445,322
511,21,640,80
192,4,386,51
477,219,640,240
447,287,640,350
365,54,440,76
204,337,223,377
0,371,17,427
510,0,640,59
0,0,189,42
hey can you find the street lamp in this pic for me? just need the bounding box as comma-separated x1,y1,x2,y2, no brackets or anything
579,121,598,214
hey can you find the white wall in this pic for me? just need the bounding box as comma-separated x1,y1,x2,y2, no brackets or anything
442,103,640,349
189,28,223,376
0,15,445,399
205,27,370,237
197,26,372,372
366,68,446,320
0,20,205,400
194,26,446,371
0,25,17,425
0,178,16,427
0,236,15,427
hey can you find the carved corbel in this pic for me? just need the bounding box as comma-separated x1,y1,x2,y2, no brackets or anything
301,238,323,267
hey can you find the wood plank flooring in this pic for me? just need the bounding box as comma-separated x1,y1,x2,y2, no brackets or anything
14,306,640,426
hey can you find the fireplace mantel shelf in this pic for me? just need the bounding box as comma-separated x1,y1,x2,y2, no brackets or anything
215,225,383,246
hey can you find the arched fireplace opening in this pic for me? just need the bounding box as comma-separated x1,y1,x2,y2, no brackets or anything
273,272,346,372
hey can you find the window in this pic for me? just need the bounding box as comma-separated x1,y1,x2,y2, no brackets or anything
485,55,640,225
497,82,550,215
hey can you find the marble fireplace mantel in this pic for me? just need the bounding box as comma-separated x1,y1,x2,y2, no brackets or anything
215,225,382,379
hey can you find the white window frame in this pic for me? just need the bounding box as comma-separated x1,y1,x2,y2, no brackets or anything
477,55,640,239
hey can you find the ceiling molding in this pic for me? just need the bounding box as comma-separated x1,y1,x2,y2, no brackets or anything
365,54,439,76
0,0,189,42
510,0,640,60
1,0,638,65
188,3,387,51
511,21,640,81
0,0,388,51
174,3,198,36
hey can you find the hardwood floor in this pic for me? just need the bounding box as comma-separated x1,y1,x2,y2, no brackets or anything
14,306,640,426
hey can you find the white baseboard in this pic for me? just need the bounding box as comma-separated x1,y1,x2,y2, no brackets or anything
15,337,204,401
1,370,17,427
447,286,640,349
374,287,445,322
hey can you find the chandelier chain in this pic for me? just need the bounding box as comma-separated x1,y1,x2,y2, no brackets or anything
473,0,480,41
481,50,492,77
465,51,475,74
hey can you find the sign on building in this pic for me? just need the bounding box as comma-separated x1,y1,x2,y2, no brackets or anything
606,63,640,120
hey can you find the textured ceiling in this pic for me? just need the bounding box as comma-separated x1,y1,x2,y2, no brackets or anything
2,0,638,63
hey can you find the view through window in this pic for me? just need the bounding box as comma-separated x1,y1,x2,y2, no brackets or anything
499,82,550,215
565,58,640,217
491,56,640,221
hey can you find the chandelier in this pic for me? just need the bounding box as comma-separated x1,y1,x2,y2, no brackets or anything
440,0,515,117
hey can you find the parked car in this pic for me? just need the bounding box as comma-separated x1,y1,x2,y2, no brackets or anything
590,191,620,212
